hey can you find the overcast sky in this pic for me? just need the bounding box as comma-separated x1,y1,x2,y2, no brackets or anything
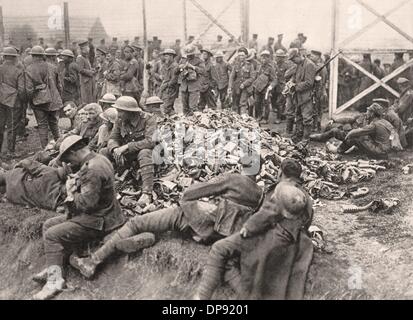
2,0,413,50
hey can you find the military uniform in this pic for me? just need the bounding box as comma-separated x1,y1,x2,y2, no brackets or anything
180,56,205,115
0,60,25,153
120,58,142,103
215,60,231,108
253,61,277,120
43,152,126,268
26,59,62,148
273,41,287,53
229,60,256,115
313,63,328,132
76,55,96,104
102,60,122,97
149,58,162,96
105,113,156,195
158,61,179,115
286,58,316,140
271,60,290,121
395,87,413,122
199,59,219,110
62,61,80,104
71,117,102,150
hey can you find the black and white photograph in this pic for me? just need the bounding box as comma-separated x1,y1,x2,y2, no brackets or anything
0,0,412,305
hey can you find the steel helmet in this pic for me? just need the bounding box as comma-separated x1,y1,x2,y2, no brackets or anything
60,49,75,58
57,135,88,161
215,51,224,58
275,49,287,57
45,48,58,56
1,47,19,57
99,108,118,124
30,46,45,56
162,49,177,56
201,48,213,56
183,45,196,56
112,96,142,112
260,50,271,57
145,96,164,106
99,93,117,104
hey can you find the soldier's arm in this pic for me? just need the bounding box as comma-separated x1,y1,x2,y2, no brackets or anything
228,66,236,90
107,122,122,153
192,60,205,76
24,68,35,98
65,64,79,84
169,64,180,88
181,174,230,201
106,63,121,81
269,66,278,89
396,92,413,116
120,62,137,81
346,123,376,140
210,64,220,90
16,70,26,100
72,168,101,214
295,62,316,92
127,116,157,152
241,64,257,88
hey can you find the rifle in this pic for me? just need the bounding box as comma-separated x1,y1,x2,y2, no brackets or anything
316,50,341,75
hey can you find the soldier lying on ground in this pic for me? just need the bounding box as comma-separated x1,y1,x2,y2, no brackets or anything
31,135,126,300
194,159,314,300
69,155,265,280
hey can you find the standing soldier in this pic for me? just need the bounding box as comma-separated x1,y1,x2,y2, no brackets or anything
178,46,205,116
77,41,96,104
131,45,145,95
60,50,80,105
309,50,328,132
253,50,277,124
248,34,259,52
148,49,162,96
88,38,96,67
286,48,316,142
273,34,287,53
102,49,122,98
158,49,179,116
110,37,119,51
120,45,142,103
95,47,108,100
25,46,62,148
229,47,256,115
45,48,64,122
260,37,275,59
199,48,219,111
214,51,231,109
211,35,225,52
0,47,26,158
103,96,157,207
272,49,289,124
172,39,182,62
97,39,108,53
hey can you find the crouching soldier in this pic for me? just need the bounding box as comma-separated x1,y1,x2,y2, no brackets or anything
328,103,395,158
32,135,126,300
69,155,264,279
101,96,156,207
194,159,313,300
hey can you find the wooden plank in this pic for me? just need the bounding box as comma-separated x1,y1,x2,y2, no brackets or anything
341,54,400,98
183,0,188,42
339,0,412,48
142,0,149,98
329,0,339,118
335,58,413,114
241,0,250,45
63,2,70,48
342,49,413,54
0,6,4,50
356,0,413,45
189,0,240,45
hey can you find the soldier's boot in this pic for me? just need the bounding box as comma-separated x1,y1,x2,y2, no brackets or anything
31,267,49,284
115,232,156,254
70,224,136,279
33,265,66,300
292,122,304,143
137,164,154,208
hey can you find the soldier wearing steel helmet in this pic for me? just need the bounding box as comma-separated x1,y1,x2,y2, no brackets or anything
32,134,126,300
214,51,231,108
60,49,80,105
45,48,64,116
199,48,219,110
103,96,157,207
0,47,26,158
158,49,179,116
26,46,62,148
178,45,206,116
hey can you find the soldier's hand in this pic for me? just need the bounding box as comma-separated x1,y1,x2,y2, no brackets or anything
240,227,249,238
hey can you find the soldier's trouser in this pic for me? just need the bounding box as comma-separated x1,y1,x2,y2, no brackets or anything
17,102,28,137
313,100,322,130
284,96,296,133
295,101,314,139
197,233,243,300
101,148,154,195
0,103,22,153
93,207,189,262
254,91,267,120
33,108,60,149
181,91,200,115
43,215,105,268
232,90,249,115
313,128,347,142
199,90,217,110
161,97,177,116
340,136,388,158
218,87,228,108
